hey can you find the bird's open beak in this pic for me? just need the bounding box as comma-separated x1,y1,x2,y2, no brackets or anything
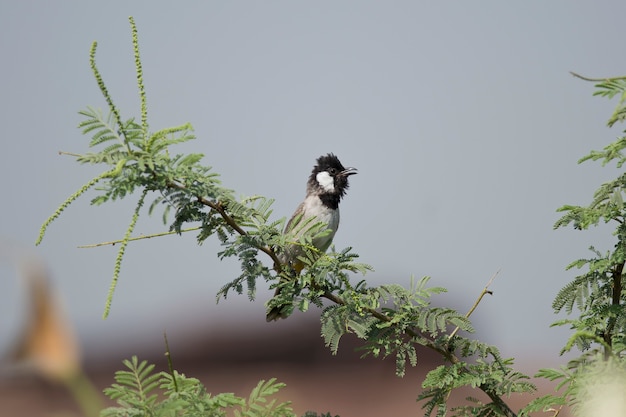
340,167,358,177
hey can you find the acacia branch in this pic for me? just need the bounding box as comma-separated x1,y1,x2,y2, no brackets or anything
166,180,283,271
321,289,517,417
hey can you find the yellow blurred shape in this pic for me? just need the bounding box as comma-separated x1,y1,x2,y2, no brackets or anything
9,258,80,382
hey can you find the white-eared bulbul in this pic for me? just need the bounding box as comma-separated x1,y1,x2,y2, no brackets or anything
266,153,357,321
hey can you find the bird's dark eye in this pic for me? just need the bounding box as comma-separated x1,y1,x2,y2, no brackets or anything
328,168,337,176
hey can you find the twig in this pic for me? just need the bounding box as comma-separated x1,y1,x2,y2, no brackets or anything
59,151,82,157
166,180,283,271
163,332,178,392
570,71,626,82
449,269,500,339
78,227,200,248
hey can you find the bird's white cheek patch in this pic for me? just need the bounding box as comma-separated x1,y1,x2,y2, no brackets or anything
316,171,335,192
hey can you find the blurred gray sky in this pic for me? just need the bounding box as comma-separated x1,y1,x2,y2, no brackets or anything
2,2,626,370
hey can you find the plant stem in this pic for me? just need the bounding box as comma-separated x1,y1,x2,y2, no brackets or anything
78,227,201,248
449,269,499,339
62,371,103,417
569,71,626,82
604,261,624,359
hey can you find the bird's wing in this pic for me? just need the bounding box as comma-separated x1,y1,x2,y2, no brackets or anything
284,201,306,234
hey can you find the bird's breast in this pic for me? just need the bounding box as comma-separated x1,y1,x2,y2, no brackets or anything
302,196,340,233
301,195,340,253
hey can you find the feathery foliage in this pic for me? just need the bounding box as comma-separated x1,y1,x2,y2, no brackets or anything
38,17,626,417
38,16,531,417
101,356,294,417
553,78,626,347
521,73,626,415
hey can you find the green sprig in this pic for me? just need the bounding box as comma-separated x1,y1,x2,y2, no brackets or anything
36,167,119,246
103,188,147,318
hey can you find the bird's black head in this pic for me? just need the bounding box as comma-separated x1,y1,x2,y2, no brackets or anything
307,153,357,202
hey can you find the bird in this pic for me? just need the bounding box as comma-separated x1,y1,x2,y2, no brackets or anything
266,153,357,321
